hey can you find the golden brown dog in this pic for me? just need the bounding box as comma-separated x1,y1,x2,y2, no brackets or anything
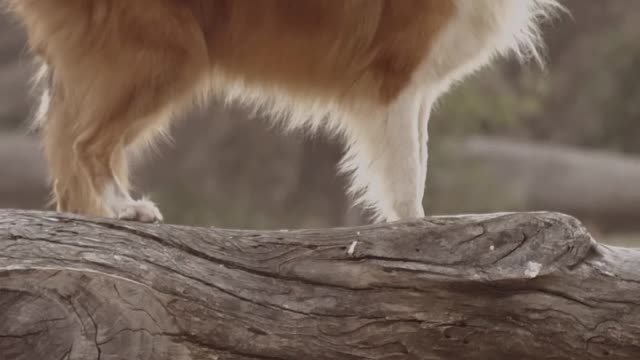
5,0,561,223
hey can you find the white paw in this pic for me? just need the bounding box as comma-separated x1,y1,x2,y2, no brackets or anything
112,198,164,223
387,201,425,222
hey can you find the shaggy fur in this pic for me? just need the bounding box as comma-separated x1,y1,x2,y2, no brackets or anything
5,0,561,223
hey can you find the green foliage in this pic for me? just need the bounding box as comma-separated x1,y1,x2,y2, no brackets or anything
431,64,551,139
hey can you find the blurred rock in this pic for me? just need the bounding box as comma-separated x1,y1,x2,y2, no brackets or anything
430,136,640,232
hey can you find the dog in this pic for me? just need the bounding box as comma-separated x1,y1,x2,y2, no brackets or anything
5,0,561,223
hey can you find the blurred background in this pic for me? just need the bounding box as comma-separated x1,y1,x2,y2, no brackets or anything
1,1,639,246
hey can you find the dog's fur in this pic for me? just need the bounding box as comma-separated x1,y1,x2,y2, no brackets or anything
5,0,561,223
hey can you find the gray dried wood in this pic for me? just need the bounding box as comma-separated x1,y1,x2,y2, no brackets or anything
1,209,639,360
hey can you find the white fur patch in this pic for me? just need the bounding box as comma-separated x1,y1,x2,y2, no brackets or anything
103,183,163,223
417,0,563,93
30,63,52,130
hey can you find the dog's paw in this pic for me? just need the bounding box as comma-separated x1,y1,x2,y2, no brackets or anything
113,198,163,223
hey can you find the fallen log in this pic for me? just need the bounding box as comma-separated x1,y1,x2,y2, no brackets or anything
0,209,639,359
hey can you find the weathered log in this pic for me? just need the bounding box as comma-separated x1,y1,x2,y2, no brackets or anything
1,209,639,359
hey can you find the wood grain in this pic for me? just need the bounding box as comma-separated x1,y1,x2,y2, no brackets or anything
1,209,639,359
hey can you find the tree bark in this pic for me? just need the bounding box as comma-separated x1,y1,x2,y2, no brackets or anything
1,210,639,359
